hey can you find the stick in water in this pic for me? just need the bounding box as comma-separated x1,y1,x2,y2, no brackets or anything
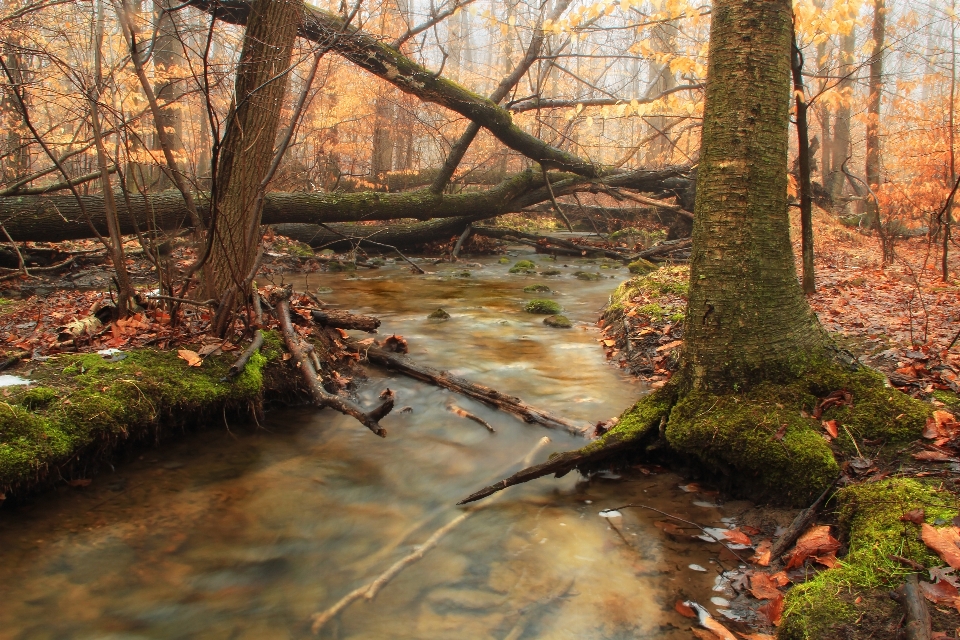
309,436,552,634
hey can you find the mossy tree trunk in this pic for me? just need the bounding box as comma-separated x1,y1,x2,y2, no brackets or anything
682,0,826,392
207,0,300,332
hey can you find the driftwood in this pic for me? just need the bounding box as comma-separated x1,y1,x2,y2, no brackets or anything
448,403,495,433
309,436,551,634
349,340,590,436
309,308,380,333
227,329,264,378
890,574,932,640
770,478,839,560
271,287,393,436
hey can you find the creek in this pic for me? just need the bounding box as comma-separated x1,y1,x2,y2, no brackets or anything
0,248,750,639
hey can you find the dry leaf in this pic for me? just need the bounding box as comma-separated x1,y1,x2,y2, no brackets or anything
737,634,777,640
785,525,841,570
724,529,753,546
919,579,958,605
197,343,221,357
822,419,839,438
751,539,772,566
758,593,784,626
655,520,684,536
770,571,790,587
741,525,762,536
691,630,721,640
177,349,202,367
749,572,782,600
913,450,955,462
900,509,925,524
66,478,91,487
921,523,960,570
675,600,696,618
924,410,959,439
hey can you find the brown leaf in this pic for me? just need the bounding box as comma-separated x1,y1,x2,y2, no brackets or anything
921,523,960,570
758,593,784,626
675,600,696,618
822,419,839,438
770,571,790,587
900,509,925,524
813,389,853,419
785,525,841,570
772,424,788,441
177,349,202,367
749,573,782,600
655,520,684,536
919,579,959,605
724,529,753,546
66,478,91,487
924,410,959,440
737,634,777,640
741,525,762,536
751,539,772,566
197,343,221,357
691,630,721,640
913,450,955,462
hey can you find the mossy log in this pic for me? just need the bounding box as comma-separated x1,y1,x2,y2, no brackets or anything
472,226,631,261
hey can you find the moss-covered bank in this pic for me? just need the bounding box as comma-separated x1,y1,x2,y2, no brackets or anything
0,331,305,500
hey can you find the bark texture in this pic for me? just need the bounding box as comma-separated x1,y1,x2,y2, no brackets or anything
683,0,825,391
208,0,300,305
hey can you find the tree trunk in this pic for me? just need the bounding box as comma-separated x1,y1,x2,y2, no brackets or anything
207,0,300,324
681,0,825,391
827,30,856,201
153,0,185,189
865,0,885,225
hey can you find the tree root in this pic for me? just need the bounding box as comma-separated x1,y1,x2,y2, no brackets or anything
227,329,264,378
270,286,393,436
347,339,590,436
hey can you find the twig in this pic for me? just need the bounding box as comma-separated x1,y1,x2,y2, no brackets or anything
0,255,74,276
309,436,551,634
145,294,218,308
0,223,28,276
448,403,495,432
769,477,839,560
541,164,575,233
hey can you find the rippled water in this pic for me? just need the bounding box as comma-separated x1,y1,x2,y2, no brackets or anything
0,249,746,639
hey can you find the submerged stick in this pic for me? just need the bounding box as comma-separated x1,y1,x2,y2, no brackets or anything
449,403,495,432
309,436,552,634
349,340,590,437
271,287,393,436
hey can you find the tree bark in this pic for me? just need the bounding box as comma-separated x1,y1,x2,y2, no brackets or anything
207,0,300,323
826,30,856,201
683,0,825,391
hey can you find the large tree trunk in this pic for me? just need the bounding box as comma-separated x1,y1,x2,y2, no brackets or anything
826,30,856,200
207,0,300,319
152,0,185,190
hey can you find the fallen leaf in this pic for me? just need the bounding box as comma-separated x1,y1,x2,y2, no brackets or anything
675,600,696,618
603,339,617,347
921,523,960,570
737,634,777,640
822,419,839,438
691,630,721,640
758,593,784,626
741,525,762,536
919,579,959,607
177,349,202,367
785,525,841,570
66,478,91,487
930,566,960,587
749,572,782,600
913,450,955,462
197,343,221,357
772,424,788,441
656,339,683,352
770,571,790,587
900,509,926,524
686,601,738,640
751,539,772,566
924,410,959,440
655,520,685,536
813,389,853,419
724,529,753,546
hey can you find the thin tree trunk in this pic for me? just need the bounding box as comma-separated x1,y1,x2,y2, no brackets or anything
827,30,856,201
792,25,815,294
945,0,956,282
866,0,888,262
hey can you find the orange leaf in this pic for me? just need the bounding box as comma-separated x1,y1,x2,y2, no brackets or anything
737,634,777,640
822,419,839,438
724,529,752,545
919,579,958,605
749,572,782,600
900,509,925,524
758,593,784,626
751,539,772,566
177,349,202,367
675,600,696,618
785,525,840,570
913,450,955,462
921,523,960,570
691,630,720,640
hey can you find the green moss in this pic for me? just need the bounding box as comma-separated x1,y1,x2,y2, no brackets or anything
540,269,562,276
543,315,571,328
780,479,959,639
498,257,510,264
628,259,657,275
574,271,601,281
579,384,678,455
428,308,451,320
933,389,960,412
0,339,275,494
638,303,667,321
523,284,551,293
524,299,562,314
509,260,537,274
666,385,839,504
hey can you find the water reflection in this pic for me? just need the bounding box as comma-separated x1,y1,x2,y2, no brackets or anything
0,251,740,639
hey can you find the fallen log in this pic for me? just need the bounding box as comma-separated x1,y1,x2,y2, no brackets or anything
632,237,692,261
271,286,393,436
309,436,551,634
348,340,590,436
308,309,380,333
890,574,932,640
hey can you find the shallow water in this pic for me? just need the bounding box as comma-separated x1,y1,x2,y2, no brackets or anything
0,250,747,639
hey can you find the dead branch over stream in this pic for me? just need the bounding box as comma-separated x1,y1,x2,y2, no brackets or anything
271,286,394,436
347,340,590,437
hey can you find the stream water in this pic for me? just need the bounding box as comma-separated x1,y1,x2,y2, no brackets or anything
0,249,751,639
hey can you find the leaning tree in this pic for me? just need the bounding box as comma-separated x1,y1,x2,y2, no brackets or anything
461,0,930,508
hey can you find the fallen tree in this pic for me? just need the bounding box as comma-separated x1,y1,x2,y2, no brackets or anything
0,168,691,243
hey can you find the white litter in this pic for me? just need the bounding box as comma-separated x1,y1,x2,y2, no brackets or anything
599,509,622,518
0,375,29,387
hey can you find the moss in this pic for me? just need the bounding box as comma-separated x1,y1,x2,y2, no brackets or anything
638,303,668,321
780,479,959,639
327,260,356,272
0,338,276,495
498,257,510,264
579,384,678,455
509,260,537,274
543,315,571,328
428,308,451,320
540,269,561,276
274,239,314,258
574,271,601,281
666,384,839,505
523,284,551,293
628,259,657,275
524,299,562,314
933,389,960,412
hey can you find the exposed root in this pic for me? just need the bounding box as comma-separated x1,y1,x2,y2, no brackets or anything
270,286,393,436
